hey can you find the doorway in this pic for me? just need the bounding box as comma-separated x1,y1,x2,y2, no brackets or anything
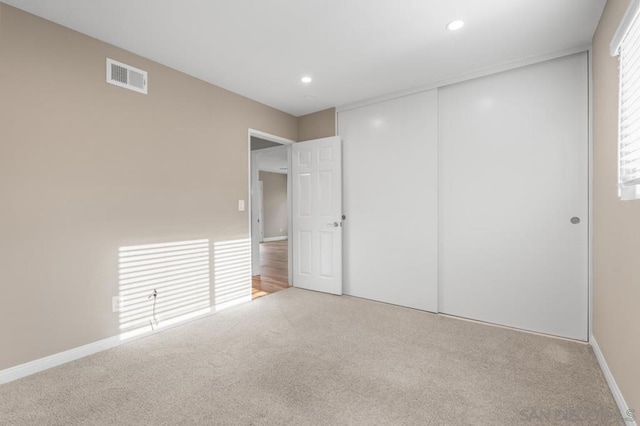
249,130,293,300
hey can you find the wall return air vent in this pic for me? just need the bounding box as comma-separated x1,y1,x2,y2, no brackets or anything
106,58,147,94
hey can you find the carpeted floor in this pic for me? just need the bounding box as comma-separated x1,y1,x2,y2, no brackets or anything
0,288,623,425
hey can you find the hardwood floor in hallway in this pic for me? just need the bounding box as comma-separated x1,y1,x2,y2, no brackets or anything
252,240,289,299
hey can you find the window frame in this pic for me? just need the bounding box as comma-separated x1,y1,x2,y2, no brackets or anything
612,0,640,200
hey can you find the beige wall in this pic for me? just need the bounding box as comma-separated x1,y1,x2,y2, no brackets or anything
297,108,336,141
592,0,640,413
258,172,288,239
251,136,282,151
0,4,297,370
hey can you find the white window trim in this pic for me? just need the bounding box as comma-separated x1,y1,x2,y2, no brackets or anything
610,0,640,56
612,0,640,200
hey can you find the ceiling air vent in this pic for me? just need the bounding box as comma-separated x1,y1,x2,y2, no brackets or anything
106,58,147,94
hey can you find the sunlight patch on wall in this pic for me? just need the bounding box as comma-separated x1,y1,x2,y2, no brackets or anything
118,239,211,338
213,239,252,310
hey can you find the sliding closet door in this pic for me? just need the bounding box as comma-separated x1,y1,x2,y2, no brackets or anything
338,90,438,312
439,53,588,340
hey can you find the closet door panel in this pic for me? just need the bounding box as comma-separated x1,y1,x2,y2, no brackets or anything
439,53,589,340
338,90,438,312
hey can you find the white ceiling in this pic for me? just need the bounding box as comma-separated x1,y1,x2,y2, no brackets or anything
2,0,606,116
256,148,288,174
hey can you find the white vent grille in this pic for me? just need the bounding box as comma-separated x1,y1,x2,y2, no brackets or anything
106,58,147,94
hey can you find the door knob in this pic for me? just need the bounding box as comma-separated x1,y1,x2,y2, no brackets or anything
570,217,580,224
327,222,339,227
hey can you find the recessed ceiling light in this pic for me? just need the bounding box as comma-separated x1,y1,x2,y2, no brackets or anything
447,20,465,31
301,76,312,83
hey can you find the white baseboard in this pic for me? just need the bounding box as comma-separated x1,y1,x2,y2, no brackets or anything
0,335,121,385
0,296,252,386
590,335,637,425
263,236,288,242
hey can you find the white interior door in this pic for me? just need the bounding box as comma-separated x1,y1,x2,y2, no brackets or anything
338,90,439,312
439,53,588,340
292,136,342,295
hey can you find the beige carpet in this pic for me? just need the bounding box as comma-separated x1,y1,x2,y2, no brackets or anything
0,288,622,425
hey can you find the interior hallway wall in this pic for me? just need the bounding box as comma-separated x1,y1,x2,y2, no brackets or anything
0,4,297,370
592,0,640,413
259,171,288,239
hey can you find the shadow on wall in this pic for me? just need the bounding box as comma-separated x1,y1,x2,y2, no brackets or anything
212,238,252,310
117,238,251,340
